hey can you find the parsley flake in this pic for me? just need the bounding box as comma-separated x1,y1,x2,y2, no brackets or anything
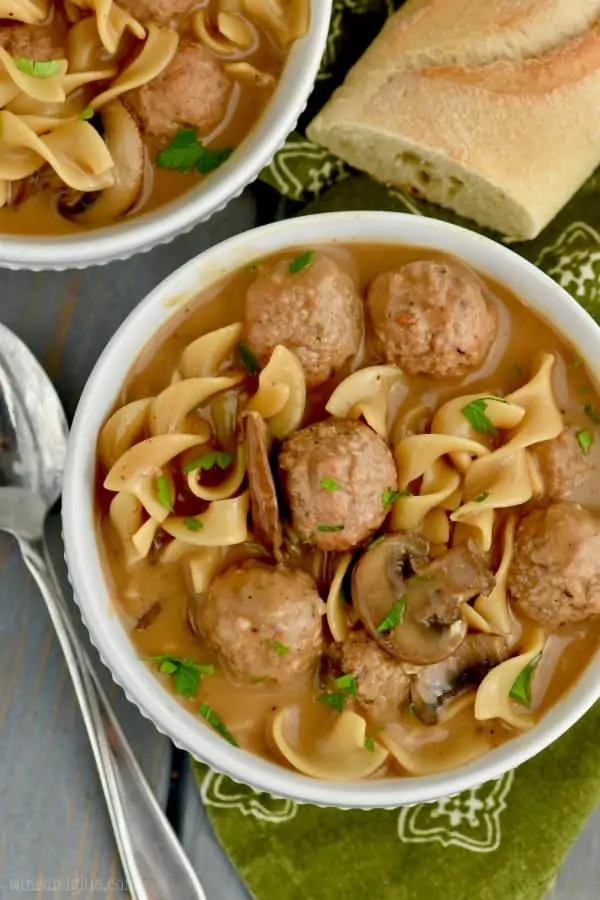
382,489,401,508
569,358,584,370
473,491,490,503
269,640,290,656
156,129,233,174
509,653,542,707
183,451,233,474
317,692,345,713
79,106,94,120
147,656,214,698
576,429,594,455
364,737,375,753
237,341,258,375
320,477,341,492
333,673,357,695
408,702,416,718
316,524,345,533
375,596,407,633
155,474,173,511
289,251,314,274
584,404,600,424
15,57,62,78
369,535,385,549
184,516,203,532
199,704,239,746
461,397,505,436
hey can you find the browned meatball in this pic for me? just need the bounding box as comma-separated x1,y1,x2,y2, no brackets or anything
508,503,600,630
198,562,324,685
278,418,398,551
244,252,363,388
118,0,196,24
534,427,592,500
0,24,66,61
124,42,231,140
342,630,410,720
367,260,496,378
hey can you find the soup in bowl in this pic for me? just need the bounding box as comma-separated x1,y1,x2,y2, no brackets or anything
0,0,330,268
63,213,600,807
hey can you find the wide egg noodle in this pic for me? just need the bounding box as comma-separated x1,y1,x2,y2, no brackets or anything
98,398,153,471
474,628,546,729
247,344,306,439
109,491,145,567
91,24,179,110
0,48,68,103
149,375,242,435
186,445,246,501
188,547,225,594
69,0,145,54
162,492,250,547
325,552,352,643
391,457,460,532
473,514,517,634
179,323,244,378
325,365,405,439
0,0,49,23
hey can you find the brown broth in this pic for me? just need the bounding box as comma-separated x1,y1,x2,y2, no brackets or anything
96,243,600,777
0,0,289,236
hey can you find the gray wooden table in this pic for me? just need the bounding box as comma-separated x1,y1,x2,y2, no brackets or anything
0,192,599,900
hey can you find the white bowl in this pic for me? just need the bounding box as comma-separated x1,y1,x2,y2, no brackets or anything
63,212,600,808
0,1,331,271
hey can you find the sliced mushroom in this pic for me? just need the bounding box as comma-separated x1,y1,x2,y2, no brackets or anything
60,100,144,225
411,634,510,725
243,410,282,559
352,536,494,667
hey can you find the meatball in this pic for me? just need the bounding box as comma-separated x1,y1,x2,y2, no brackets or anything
0,24,66,61
508,503,600,630
198,562,324,685
244,252,363,388
118,0,196,25
341,630,410,720
278,418,398,551
124,41,231,140
534,427,592,500
367,259,496,378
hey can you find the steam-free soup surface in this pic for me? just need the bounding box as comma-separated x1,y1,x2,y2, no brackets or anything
96,243,600,780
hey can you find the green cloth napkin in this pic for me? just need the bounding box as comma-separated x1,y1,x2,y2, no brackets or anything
193,2,600,897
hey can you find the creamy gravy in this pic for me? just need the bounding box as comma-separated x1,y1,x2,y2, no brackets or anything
96,243,600,776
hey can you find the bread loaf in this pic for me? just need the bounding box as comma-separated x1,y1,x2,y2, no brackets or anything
307,0,600,239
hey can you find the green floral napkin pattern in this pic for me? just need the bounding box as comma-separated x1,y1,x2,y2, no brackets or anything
193,2,600,897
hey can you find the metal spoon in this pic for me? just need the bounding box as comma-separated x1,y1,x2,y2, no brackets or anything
0,322,206,900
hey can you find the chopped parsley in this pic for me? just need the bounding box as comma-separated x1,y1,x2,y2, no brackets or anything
576,429,594,455
408,573,434,583
269,640,290,656
364,737,376,753
369,535,386,550
579,385,593,394
382,489,401,508
15,57,62,78
509,653,542,707
584,404,600,424
569,357,584,370
184,516,203,532
199,704,239,746
155,474,173,511
317,692,345,713
183,451,233,474
316,524,345,533
461,397,505,436
288,250,315,274
156,129,232,174
473,491,490,503
333,673,357,695
147,655,214,698
237,341,258,375
408,702,416,718
320,477,341,492
79,106,94,120
375,596,407,633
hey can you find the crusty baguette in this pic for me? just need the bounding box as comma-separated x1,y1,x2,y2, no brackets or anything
307,0,600,239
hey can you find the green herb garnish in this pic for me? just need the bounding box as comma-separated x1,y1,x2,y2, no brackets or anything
320,477,341,492
184,516,203,532
147,655,214,698
382,489,401,508
461,397,505,436
569,358,584,370
199,704,239,746
584,404,600,424
369,535,385,549
408,702,416,718
289,251,315,274
79,106,94,120
237,341,258,375
316,524,345,533
317,692,345,713
364,737,375,753
576,429,594,455
269,640,290,656
408,574,434,583
473,491,490,503
375,596,407,633
333,673,357,695
579,385,593,394
15,57,62,78
509,653,542,707
155,474,173,511
156,129,232,174
183,451,233,474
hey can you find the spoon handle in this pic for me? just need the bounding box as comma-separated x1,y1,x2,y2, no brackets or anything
18,535,206,900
